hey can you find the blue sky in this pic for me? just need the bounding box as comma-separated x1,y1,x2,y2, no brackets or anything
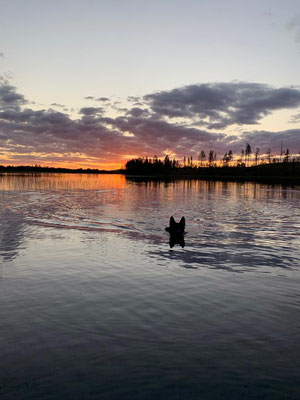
0,0,299,168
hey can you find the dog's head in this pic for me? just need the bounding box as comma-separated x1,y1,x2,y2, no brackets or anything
166,216,185,233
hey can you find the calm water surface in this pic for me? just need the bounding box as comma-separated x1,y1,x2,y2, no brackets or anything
0,173,300,399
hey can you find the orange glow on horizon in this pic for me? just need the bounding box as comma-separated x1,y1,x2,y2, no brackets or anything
0,171,126,191
0,160,125,170
0,151,126,171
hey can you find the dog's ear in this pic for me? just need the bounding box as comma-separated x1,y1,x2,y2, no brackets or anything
179,217,185,229
170,216,176,227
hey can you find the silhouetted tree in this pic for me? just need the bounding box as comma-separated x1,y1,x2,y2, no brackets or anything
240,149,245,165
255,148,260,166
284,148,290,163
164,155,171,168
222,150,233,166
208,150,216,167
199,150,206,167
124,144,297,175
245,143,252,166
266,148,272,164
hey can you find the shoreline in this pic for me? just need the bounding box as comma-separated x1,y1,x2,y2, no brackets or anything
124,174,300,185
0,163,299,185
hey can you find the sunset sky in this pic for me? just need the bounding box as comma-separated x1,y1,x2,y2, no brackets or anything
0,0,299,169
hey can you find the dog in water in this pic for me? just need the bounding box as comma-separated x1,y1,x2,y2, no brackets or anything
165,216,185,248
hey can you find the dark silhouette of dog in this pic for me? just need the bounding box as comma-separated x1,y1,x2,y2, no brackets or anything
165,216,185,248
165,216,185,234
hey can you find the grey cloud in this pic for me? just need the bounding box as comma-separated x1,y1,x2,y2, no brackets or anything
0,106,123,157
96,97,110,102
51,102,65,108
224,129,300,156
104,114,223,150
0,78,27,109
84,96,94,100
132,102,144,107
127,96,141,102
126,107,150,118
79,107,103,116
0,83,135,160
144,82,300,128
113,106,128,113
0,52,4,59
99,111,300,158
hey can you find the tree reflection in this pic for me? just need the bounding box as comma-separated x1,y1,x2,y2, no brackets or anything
169,233,185,248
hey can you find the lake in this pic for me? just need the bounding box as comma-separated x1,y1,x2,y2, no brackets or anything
0,173,299,400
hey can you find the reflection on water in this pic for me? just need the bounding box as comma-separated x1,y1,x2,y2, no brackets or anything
1,174,298,271
169,232,185,248
0,173,300,399
0,208,26,262
0,172,126,191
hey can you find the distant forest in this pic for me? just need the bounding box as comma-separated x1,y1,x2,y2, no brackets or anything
125,144,300,183
0,165,122,174
126,143,299,172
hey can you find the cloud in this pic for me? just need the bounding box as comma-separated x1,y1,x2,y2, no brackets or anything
234,129,300,154
0,77,27,109
85,96,110,103
127,96,141,102
0,52,4,59
0,78,299,168
51,102,65,108
144,82,300,128
290,112,300,123
126,107,150,118
0,81,135,163
96,97,110,102
79,107,104,116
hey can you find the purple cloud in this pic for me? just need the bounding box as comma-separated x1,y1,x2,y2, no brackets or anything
0,78,299,167
144,82,300,129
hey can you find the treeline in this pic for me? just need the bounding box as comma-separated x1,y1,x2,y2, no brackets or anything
125,155,180,173
220,144,298,167
126,143,300,173
0,165,122,174
125,158,300,183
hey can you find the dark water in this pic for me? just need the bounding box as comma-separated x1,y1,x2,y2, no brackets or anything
0,173,299,399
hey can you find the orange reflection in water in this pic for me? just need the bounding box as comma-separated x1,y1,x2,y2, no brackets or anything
0,173,126,191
